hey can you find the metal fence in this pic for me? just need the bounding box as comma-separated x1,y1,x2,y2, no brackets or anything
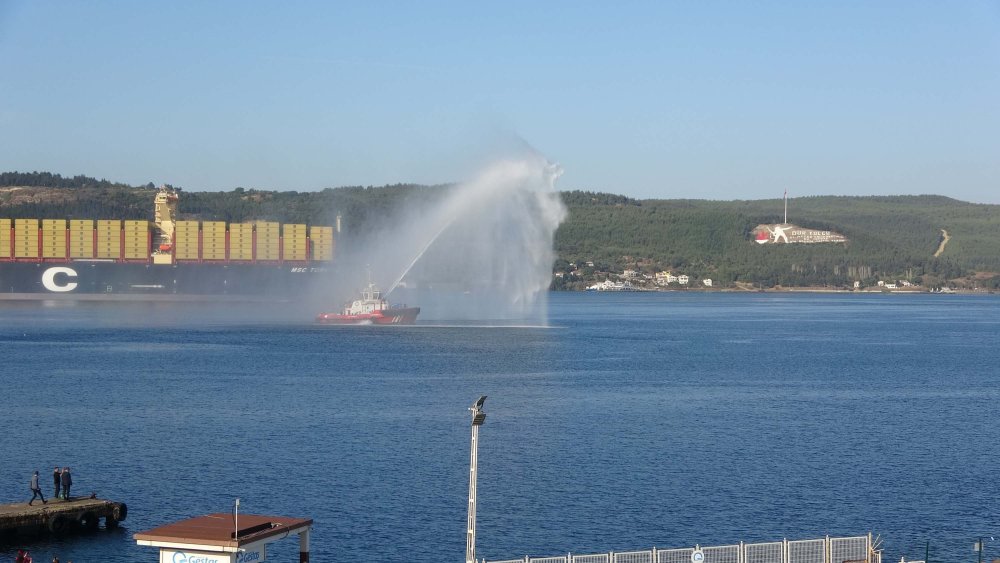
485,534,879,563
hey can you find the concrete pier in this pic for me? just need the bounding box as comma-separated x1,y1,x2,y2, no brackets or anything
0,496,127,537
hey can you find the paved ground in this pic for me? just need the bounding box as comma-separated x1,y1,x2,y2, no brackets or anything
0,497,111,519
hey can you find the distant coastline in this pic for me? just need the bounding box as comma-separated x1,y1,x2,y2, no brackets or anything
571,286,994,295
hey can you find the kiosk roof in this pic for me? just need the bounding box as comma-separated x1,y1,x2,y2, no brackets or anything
134,513,312,548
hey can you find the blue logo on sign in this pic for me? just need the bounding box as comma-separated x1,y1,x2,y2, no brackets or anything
172,552,224,563
236,550,262,563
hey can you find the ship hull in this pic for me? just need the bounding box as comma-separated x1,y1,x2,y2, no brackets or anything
316,307,420,325
0,261,334,301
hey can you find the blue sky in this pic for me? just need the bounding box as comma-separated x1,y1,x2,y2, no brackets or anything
1,1,998,202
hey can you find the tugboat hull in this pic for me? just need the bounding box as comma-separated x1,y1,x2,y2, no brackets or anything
316,306,420,325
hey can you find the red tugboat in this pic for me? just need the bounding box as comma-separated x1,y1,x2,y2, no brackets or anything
316,281,420,325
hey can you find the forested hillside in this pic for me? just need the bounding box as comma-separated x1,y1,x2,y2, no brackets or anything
2,171,998,289
555,191,1000,288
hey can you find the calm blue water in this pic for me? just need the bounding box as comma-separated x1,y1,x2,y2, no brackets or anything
1,292,999,563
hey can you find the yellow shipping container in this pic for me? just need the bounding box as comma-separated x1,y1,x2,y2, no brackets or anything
69,221,94,258
175,232,198,246
313,247,334,261
43,219,66,230
257,228,281,253
16,218,39,231
43,246,67,258
15,246,39,258
310,226,333,240
310,226,335,261
124,230,147,243
42,229,66,246
283,237,307,260
256,244,279,260
0,219,9,259
14,220,39,258
70,248,94,259
175,247,199,260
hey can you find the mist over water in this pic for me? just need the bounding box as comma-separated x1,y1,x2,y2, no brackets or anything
333,152,567,324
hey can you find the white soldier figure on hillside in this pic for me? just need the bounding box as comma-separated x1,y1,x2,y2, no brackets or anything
767,225,791,243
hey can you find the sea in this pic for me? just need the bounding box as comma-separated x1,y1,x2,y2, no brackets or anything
1,292,998,563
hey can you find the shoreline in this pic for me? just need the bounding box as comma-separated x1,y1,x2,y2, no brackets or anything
573,287,994,295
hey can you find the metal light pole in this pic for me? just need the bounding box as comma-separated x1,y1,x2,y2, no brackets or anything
466,396,487,563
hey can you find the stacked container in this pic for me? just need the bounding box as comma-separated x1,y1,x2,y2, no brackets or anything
283,224,307,261
174,221,200,260
96,220,121,259
69,220,94,259
14,219,39,258
124,221,149,260
202,221,226,260
42,219,67,259
256,221,280,260
228,223,254,261
310,226,334,261
0,219,11,259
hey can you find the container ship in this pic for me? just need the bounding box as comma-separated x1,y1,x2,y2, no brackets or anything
0,187,337,300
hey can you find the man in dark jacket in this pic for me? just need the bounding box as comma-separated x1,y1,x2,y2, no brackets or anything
60,467,72,500
53,467,61,499
29,471,46,505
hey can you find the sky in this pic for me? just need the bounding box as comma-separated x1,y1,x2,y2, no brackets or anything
1,1,998,203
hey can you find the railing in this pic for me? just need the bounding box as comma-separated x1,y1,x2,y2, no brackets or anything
485,535,880,563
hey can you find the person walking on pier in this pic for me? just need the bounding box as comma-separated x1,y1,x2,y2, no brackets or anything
53,467,61,499
28,471,46,505
60,467,72,500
